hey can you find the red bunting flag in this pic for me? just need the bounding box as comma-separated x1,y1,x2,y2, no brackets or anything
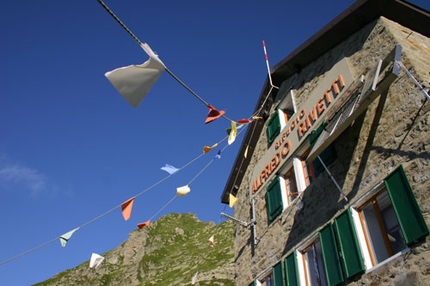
121,197,135,221
205,104,225,124
137,220,151,229
237,118,252,124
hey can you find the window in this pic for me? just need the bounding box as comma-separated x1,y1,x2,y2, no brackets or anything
357,191,405,264
265,173,297,222
267,109,288,145
254,262,284,286
301,149,316,187
259,273,274,286
283,168,298,204
266,177,285,222
354,166,428,269
300,238,329,286
308,122,337,176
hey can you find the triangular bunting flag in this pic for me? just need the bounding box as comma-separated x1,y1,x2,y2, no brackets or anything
228,121,237,145
105,43,165,108
160,164,179,175
203,143,218,154
121,197,135,221
237,118,252,124
205,104,225,124
192,271,198,284
89,253,105,269
176,185,191,196
215,150,221,159
244,145,249,158
226,123,243,135
229,193,238,208
137,220,151,229
59,227,80,247
208,235,215,247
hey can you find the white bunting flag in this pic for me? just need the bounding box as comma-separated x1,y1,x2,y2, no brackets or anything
89,253,105,269
105,43,165,108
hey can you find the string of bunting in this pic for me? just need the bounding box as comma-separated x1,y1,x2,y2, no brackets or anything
0,0,279,271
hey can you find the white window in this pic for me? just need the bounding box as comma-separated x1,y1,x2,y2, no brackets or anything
258,273,274,286
354,189,406,267
299,238,328,286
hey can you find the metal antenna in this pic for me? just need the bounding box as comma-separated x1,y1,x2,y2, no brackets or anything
221,212,251,228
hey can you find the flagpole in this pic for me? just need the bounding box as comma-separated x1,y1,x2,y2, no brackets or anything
262,40,279,89
96,0,235,122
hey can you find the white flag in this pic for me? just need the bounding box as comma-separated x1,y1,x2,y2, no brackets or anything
59,227,80,247
105,43,165,108
89,253,105,269
176,185,191,196
191,271,198,284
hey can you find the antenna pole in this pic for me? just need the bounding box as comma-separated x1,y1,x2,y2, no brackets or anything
221,212,251,228
262,40,279,89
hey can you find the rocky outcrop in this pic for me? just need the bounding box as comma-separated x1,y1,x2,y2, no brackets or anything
34,213,234,286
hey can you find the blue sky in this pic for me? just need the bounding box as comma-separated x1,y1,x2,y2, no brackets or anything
1,0,429,285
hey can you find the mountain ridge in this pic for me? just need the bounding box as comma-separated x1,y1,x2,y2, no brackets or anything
34,213,235,286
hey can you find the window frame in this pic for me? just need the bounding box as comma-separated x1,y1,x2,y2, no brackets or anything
267,109,288,145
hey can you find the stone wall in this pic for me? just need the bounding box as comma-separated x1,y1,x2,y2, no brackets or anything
233,17,430,286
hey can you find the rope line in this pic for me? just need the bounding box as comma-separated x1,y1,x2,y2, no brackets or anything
97,0,235,123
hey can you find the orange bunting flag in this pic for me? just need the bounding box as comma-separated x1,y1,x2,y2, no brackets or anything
229,193,238,208
228,121,237,145
252,115,262,120
121,197,135,221
203,143,218,154
137,220,151,229
208,235,215,247
205,104,225,124
177,185,191,196
237,118,252,124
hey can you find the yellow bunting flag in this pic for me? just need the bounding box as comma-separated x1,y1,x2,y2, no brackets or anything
244,145,249,158
121,197,135,221
229,193,238,208
176,185,191,196
228,121,237,145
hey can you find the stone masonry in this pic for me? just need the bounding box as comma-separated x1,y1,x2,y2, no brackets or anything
232,17,430,286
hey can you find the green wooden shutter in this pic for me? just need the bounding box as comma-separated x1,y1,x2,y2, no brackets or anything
285,252,299,286
309,122,326,146
334,209,365,279
384,165,429,246
267,110,281,144
313,145,336,175
309,122,336,175
266,177,283,221
273,261,285,286
319,224,344,286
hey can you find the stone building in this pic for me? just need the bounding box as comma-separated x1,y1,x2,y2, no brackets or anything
221,0,430,285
